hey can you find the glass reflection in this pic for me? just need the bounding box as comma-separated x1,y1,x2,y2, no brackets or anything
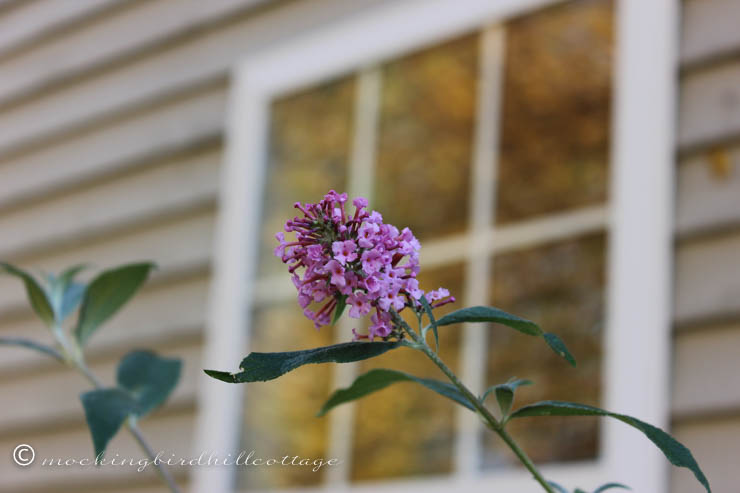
374,34,477,239
482,234,605,467
258,76,355,277
240,303,335,489
495,0,613,224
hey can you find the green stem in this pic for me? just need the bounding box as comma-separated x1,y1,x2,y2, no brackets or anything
400,318,554,493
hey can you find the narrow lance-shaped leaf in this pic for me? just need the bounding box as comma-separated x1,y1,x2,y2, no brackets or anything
117,350,182,417
543,332,576,367
75,263,155,345
318,368,474,416
510,401,711,492
80,388,140,457
481,377,532,417
205,341,402,383
420,295,439,352
0,262,55,327
435,306,576,366
0,336,63,362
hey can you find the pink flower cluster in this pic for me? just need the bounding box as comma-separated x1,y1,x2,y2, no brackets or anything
275,190,454,340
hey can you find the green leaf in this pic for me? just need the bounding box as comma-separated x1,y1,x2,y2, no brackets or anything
75,263,155,345
510,401,711,492
420,295,439,352
332,295,347,325
117,350,181,416
481,377,532,417
0,336,63,362
0,262,55,327
593,483,630,493
204,341,402,383
59,282,86,322
543,332,576,367
47,264,88,323
318,368,474,416
80,388,139,457
434,305,575,366
436,306,540,334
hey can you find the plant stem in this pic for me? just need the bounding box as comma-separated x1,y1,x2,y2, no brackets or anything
75,358,182,493
401,320,555,493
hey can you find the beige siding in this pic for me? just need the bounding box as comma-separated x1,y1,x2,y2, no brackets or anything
676,146,740,237
671,1,740,490
0,1,387,492
671,416,740,493
681,0,740,68
672,323,740,417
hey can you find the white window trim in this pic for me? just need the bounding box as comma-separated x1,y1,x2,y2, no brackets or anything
193,0,678,492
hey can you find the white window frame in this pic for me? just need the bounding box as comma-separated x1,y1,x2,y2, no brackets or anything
193,1,678,492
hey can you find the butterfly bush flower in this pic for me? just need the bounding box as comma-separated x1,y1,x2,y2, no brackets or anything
274,190,455,340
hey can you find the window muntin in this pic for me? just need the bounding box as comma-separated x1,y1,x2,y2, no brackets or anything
241,0,614,488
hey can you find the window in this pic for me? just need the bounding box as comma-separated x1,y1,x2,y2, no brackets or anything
195,1,678,492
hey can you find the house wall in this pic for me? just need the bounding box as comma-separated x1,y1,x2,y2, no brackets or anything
0,0,736,492
672,1,740,492
0,1,388,492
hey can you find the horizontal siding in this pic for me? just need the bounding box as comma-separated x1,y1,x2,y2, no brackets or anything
670,416,740,493
0,342,201,436
0,0,385,158
674,230,740,325
0,0,268,106
0,83,226,212
0,144,220,262
678,59,740,151
681,0,740,68
672,3,740,492
672,323,740,418
676,145,740,237
0,410,194,492
0,0,127,58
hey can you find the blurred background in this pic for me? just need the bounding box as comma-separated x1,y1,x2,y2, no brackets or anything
0,0,737,492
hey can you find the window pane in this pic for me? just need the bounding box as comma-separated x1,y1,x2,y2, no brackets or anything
495,0,614,224
350,263,465,481
374,34,477,239
482,233,605,467
257,76,355,277
240,303,335,489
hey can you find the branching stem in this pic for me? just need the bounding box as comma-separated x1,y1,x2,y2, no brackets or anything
399,316,555,493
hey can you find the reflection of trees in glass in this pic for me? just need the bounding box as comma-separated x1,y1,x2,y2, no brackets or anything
258,77,354,277
241,304,335,489
351,264,465,481
483,234,605,467
374,35,477,240
496,0,614,224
